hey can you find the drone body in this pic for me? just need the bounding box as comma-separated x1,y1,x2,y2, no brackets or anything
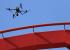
6,3,29,19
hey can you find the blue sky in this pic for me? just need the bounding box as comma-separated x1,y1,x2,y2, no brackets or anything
0,0,70,50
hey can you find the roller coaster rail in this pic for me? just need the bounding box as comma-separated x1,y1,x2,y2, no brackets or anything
0,22,70,50
0,22,70,34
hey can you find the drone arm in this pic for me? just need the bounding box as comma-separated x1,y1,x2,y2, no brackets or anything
20,12,23,15
10,9,16,10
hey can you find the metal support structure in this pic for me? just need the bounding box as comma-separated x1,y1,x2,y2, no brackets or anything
64,24,66,30
1,33,5,39
1,33,18,49
64,24,67,32
33,25,35,33
0,22,70,50
0,22,70,34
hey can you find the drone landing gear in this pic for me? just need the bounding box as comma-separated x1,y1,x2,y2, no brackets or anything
13,14,16,19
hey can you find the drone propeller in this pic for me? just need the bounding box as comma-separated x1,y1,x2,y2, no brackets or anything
20,3,23,9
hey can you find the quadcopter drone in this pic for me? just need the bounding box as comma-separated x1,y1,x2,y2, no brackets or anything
6,3,29,19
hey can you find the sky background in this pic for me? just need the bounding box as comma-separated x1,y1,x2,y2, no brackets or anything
0,0,70,50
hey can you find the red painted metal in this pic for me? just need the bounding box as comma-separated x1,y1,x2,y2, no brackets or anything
0,22,70,50
0,22,70,33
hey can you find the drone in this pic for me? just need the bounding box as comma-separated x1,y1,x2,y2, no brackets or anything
6,3,29,19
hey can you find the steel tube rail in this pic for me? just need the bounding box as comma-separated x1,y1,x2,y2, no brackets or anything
0,22,70,33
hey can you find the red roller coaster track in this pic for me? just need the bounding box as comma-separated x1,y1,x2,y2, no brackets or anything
0,22,70,50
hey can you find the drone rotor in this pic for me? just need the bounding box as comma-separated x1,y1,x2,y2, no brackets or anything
20,3,23,9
